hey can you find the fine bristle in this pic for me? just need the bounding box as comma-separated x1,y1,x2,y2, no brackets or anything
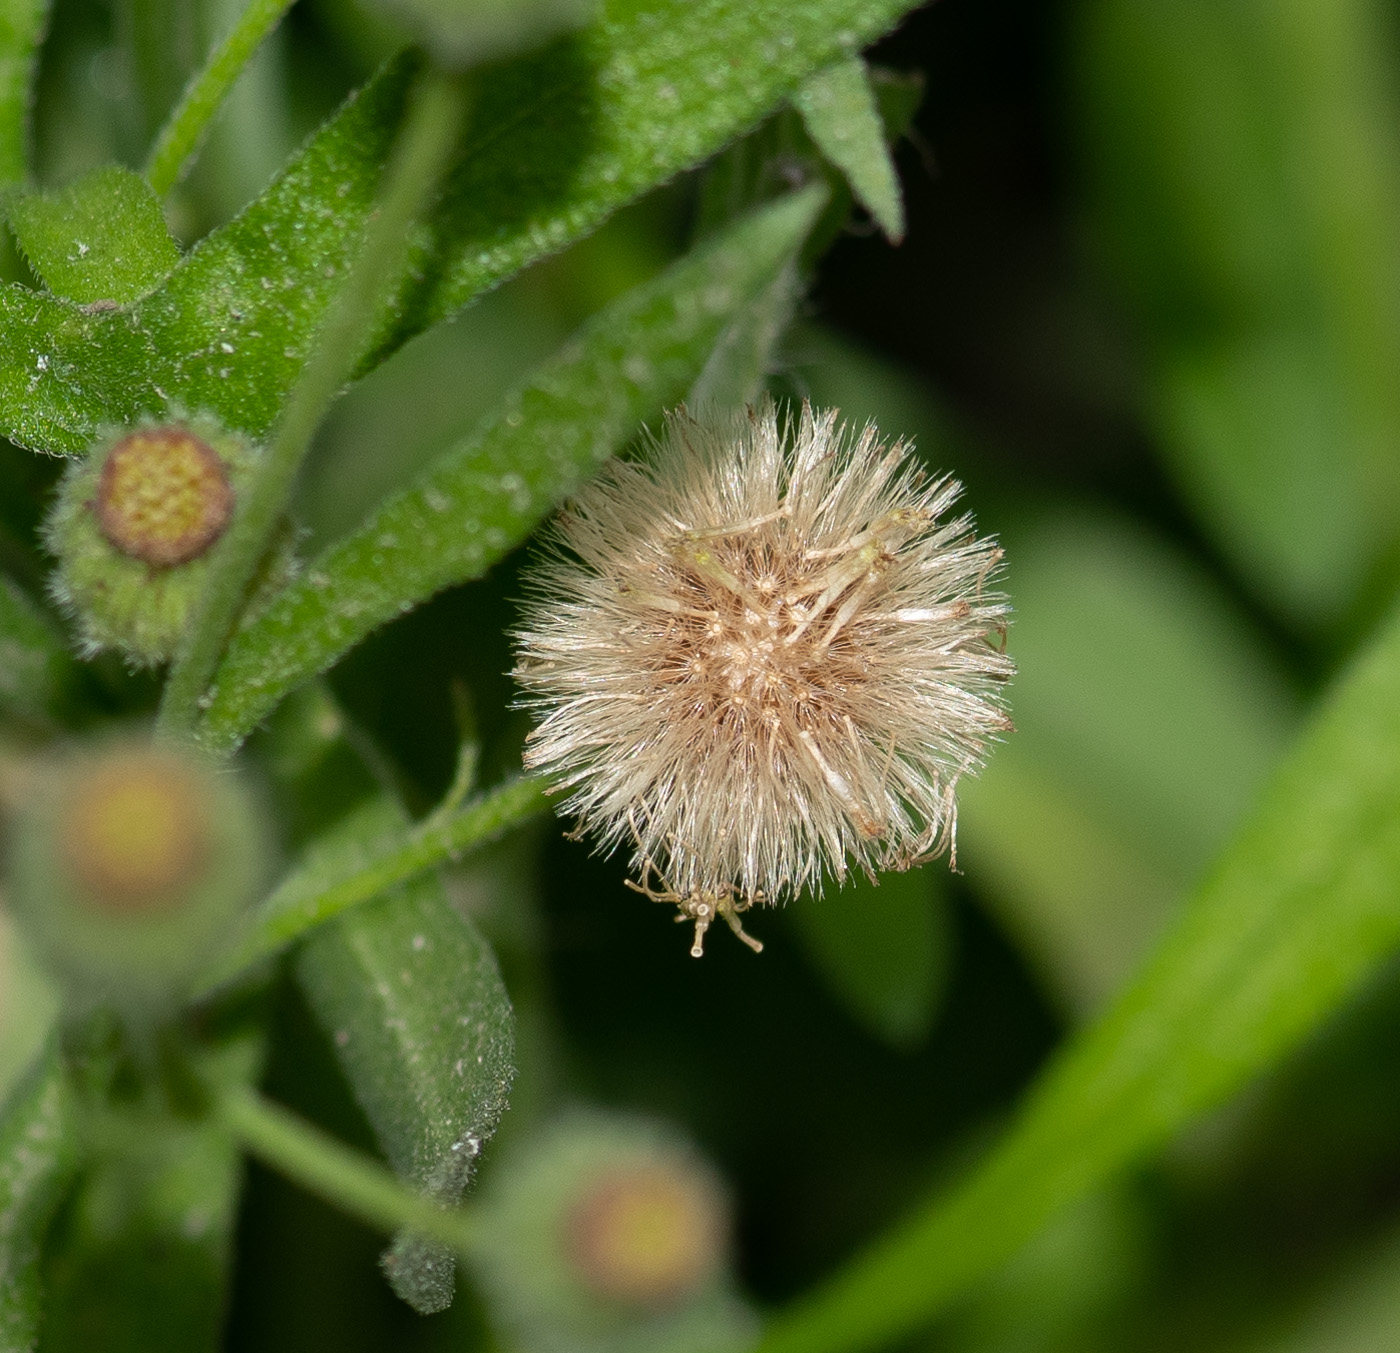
513,401,1014,933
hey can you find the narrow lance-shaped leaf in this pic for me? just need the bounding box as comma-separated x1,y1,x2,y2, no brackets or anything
794,56,906,241
0,0,47,187
297,830,515,1313
0,0,914,456
0,1042,77,1353
758,600,1400,1353
197,186,826,754
194,773,547,996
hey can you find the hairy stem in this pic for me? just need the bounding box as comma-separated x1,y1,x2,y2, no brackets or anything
144,0,296,197
194,774,549,996
158,65,470,741
219,1084,476,1254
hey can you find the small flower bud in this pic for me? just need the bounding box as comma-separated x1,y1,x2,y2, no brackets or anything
3,736,272,1013
467,1112,754,1353
45,415,293,666
566,1162,726,1307
94,426,234,566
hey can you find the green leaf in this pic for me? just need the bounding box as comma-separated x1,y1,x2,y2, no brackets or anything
0,1042,76,1353
0,0,915,457
794,56,905,241
958,507,1299,1015
788,865,951,1049
39,1031,260,1353
197,187,826,755
296,847,515,1312
688,259,802,409
196,775,547,996
0,574,74,727
6,166,180,305
758,600,1400,1353
1243,1220,1400,1353
1074,0,1400,630
0,0,46,187
0,911,60,1107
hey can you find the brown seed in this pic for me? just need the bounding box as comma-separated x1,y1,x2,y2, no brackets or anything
59,750,212,915
95,427,234,567
564,1163,726,1307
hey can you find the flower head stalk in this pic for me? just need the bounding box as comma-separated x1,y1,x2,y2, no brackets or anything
514,402,1013,955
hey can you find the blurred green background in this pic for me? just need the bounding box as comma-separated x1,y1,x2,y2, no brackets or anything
5,0,1400,1350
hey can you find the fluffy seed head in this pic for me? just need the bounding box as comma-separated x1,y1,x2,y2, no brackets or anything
513,402,1013,954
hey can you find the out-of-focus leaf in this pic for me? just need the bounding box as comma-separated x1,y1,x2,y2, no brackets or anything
6,166,180,305
0,911,60,1106
939,1189,1147,1353
40,1030,259,1353
1236,1220,1400,1353
794,57,905,241
0,575,74,726
297,845,515,1312
196,775,547,996
788,865,950,1050
197,188,826,754
960,508,1298,1014
0,0,914,458
958,741,1179,1019
689,260,801,409
1075,0,1400,630
0,1042,76,1353
758,601,1400,1353
0,0,46,187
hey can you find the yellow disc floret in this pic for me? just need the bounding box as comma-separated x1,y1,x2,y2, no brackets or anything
60,749,212,914
96,427,234,567
565,1163,725,1306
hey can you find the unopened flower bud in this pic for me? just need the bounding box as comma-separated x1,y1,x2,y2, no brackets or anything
45,415,292,666
3,736,271,1013
467,1112,754,1353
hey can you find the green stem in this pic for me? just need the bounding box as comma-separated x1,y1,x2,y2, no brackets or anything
194,774,549,996
158,65,470,741
144,0,297,198
219,1084,476,1255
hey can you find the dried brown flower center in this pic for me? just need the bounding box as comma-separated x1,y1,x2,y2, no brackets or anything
672,537,872,723
565,1164,725,1306
60,752,212,914
96,428,234,567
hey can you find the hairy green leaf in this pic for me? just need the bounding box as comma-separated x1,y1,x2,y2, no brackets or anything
197,187,825,754
794,57,905,241
788,866,950,1049
39,1030,259,1353
0,1042,76,1353
196,775,547,995
0,574,73,726
759,602,1400,1353
0,0,913,457
7,166,180,304
297,849,514,1312
0,0,46,187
